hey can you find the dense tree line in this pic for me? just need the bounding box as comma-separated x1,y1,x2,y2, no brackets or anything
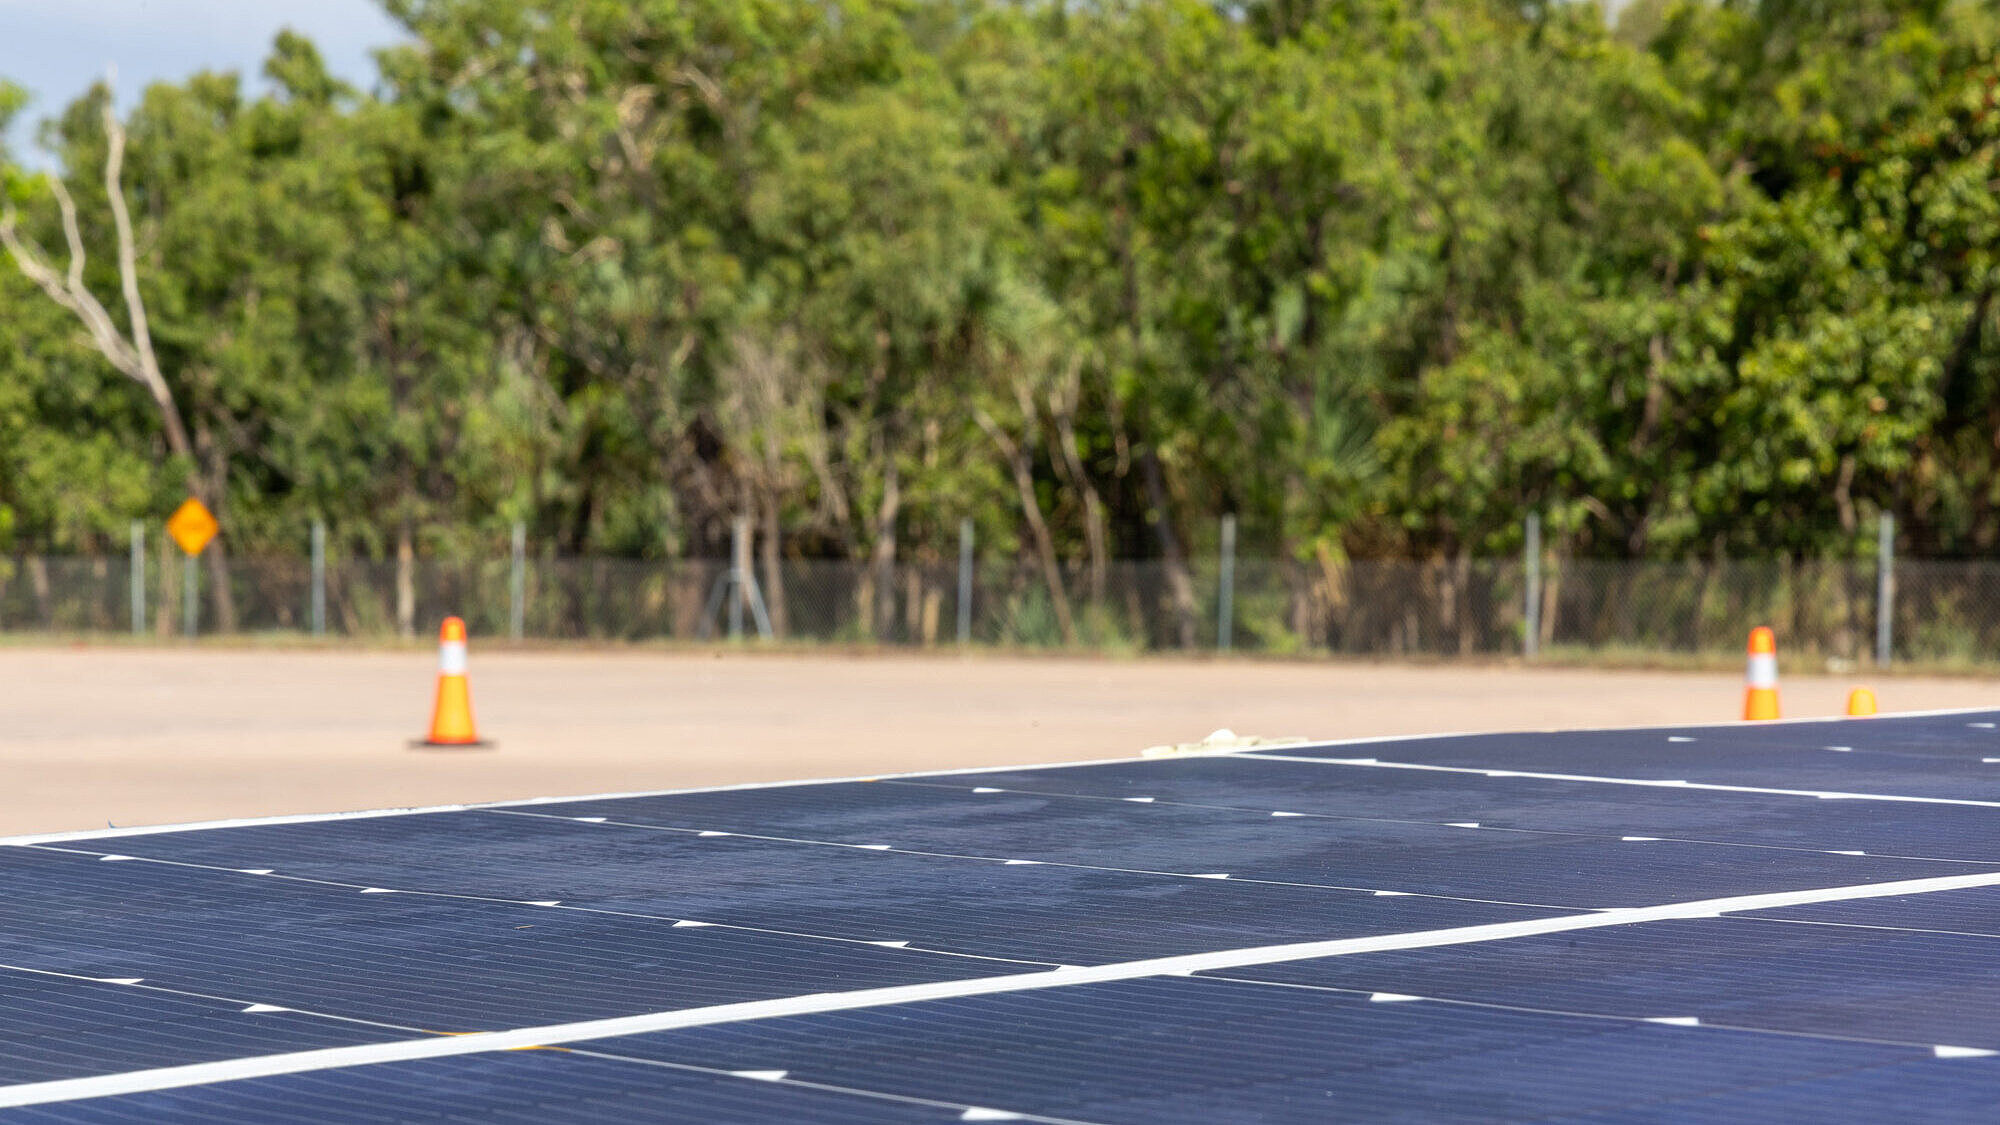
3,0,1999,630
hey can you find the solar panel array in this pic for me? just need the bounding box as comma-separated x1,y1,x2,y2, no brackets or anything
7,711,2000,1122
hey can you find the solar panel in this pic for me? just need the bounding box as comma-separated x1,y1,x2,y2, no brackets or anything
6,710,2000,1122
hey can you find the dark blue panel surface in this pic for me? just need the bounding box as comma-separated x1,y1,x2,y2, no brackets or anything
501,783,1966,909
463,976,1979,1124
1748,883,2000,935
1536,1055,2000,1123
1250,711,2000,798
18,974,2000,1124
894,758,2000,862
0,1050,958,1125
0,971,403,1084
0,846,999,1045
79,808,1571,961
1213,916,2000,1046
12,712,2000,1122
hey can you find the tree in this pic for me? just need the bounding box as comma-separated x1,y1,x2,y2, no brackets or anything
0,76,240,628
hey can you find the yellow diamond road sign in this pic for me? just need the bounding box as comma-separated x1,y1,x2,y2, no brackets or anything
166,498,219,557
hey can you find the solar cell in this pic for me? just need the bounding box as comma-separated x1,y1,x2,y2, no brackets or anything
0,973,398,1085
0,846,1005,1031
913,758,2000,862
505,785,1970,908
1745,884,2000,935
1,1050,966,1125
19,811,1569,966
1210,915,2000,1046
27,979,1955,1124
1250,714,2000,799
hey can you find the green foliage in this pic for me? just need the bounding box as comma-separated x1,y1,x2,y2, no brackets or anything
4,0,2000,572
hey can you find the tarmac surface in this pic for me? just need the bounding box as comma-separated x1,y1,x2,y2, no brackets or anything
1,646,1993,835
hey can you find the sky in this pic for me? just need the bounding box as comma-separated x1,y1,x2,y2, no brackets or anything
0,1,1636,166
0,0,408,165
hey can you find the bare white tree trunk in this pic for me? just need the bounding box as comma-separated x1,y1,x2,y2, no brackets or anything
0,83,197,472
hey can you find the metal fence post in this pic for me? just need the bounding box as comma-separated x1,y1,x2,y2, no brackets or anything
1876,512,1895,667
510,522,526,641
957,518,974,646
311,520,327,637
1524,512,1542,659
182,552,199,639
729,517,749,640
1217,514,1237,652
130,521,145,637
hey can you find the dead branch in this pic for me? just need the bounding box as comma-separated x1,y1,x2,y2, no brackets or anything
0,81,195,463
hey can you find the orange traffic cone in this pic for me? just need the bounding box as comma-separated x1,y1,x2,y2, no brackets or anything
1846,687,1879,717
418,616,486,747
1743,626,1780,721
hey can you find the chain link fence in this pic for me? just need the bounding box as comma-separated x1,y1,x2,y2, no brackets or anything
5,550,2000,665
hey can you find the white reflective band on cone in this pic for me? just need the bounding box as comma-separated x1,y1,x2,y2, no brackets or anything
1747,652,1777,688
440,641,468,675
